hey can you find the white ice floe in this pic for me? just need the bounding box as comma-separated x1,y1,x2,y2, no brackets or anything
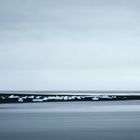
64,96,68,100
47,96,64,100
77,96,81,99
55,96,63,100
100,95,112,99
8,95,19,99
33,99,43,102
22,96,27,99
92,96,99,101
71,96,76,99
43,97,48,101
18,98,23,102
36,96,41,99
47,96,56,100
28,96,34,99
67,96,73,100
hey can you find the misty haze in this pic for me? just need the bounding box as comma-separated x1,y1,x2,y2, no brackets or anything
1,0,140,140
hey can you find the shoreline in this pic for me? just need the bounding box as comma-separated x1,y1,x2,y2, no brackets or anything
1,93,140,104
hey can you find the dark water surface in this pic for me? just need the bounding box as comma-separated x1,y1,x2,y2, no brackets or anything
0,101,140,140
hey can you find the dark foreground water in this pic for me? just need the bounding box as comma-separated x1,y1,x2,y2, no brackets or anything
0,101,140,140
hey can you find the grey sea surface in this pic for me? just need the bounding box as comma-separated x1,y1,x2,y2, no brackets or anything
0,101,140,140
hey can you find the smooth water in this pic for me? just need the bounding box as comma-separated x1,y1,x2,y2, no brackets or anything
0,101,140,140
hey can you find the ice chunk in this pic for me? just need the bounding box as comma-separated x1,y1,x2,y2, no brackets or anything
28,96,34,99
43,97,48,101
36,96,41,99
64,96,68,100
92,96,99,101
18,98,23,102
33,99,43,102
8,95,19,99
22,96,27,99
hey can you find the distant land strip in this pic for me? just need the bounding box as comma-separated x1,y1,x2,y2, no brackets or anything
1,90,140,103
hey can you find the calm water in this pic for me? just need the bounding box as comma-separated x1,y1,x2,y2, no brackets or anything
0,101,140,140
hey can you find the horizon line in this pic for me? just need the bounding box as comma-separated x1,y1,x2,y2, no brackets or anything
1,90,140,93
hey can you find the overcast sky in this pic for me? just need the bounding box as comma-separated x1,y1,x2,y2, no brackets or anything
0,0,140,90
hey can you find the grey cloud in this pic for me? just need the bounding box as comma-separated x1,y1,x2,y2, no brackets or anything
0,0,140,89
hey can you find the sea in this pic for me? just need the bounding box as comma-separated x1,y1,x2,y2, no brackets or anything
0,100,140,140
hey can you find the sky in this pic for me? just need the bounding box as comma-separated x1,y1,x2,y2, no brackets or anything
0,0,140,90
